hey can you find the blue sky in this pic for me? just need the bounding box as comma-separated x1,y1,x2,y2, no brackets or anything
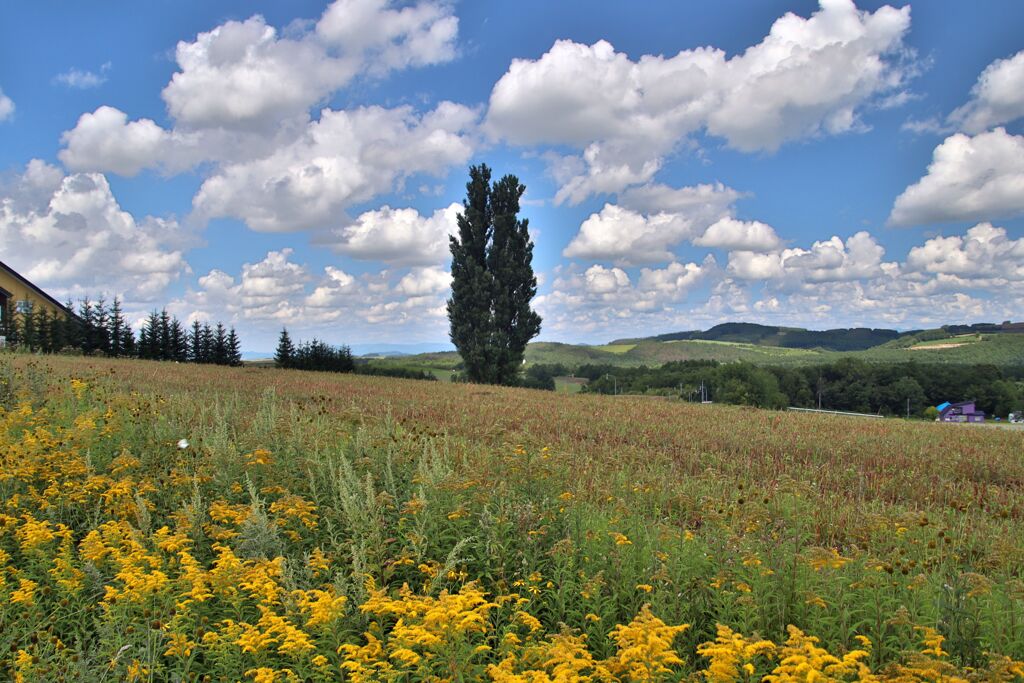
2,0,1023,352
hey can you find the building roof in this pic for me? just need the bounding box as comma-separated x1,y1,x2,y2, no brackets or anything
938,400,984,415
0,259,77,319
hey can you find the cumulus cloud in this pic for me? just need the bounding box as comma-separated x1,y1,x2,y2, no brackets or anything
536,258,717,336
694,217,782,252
54,63,111,89
548,221,1024,338
164,0,457,129
58,0,464,182
170,249,452,343
948,50,1024,133
394,266,451,296
0,160,191,301
564,205,697,265
889,128,1024,226
905,223,1024,280
0,88,13,122
318,202,460,265
190,103,477,232
60,107,175,176
488,0,912,202
728,231,886,284
563,182,740,264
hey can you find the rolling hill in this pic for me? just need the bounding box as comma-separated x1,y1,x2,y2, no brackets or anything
365,321,1024,375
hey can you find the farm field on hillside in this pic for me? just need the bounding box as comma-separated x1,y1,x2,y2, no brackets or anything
2,355,1024,681
367,333,1024,379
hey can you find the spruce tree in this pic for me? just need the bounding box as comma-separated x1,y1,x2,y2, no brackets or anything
274,328,294,369
447,164,542,385
158,310,172,360
171,317,189,362
213,323,228,365
109,298,126,357
200,324,214,364
93,297,111,355
189,320,203,363
226,328,242,366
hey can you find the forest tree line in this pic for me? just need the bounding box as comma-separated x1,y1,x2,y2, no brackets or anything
527,359,1024,418
273,327,354,373
1,297,242,365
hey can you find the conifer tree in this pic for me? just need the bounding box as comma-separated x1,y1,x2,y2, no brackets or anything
200,324,214,363
226,327,242,366
158,310,172,360
62,299,82,351
274,328,294,369
448,164,541,385
189,320,203,363
93,297,111,355
213,323,228,365
170,317,188,362
108,298,126,357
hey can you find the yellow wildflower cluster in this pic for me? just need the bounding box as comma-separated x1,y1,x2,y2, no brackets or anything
2,372,1023,682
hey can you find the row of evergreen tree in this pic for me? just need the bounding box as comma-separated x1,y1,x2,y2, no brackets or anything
1,297,241,366
274,328,354,373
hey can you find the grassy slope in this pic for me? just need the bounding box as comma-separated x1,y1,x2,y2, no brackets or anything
367,333,1024,376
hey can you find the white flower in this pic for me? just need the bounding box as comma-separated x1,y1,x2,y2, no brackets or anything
177,439,190,449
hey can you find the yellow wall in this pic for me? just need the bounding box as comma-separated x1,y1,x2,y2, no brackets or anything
0,266,69,323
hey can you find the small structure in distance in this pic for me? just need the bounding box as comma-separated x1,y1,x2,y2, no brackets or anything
936,401,986,423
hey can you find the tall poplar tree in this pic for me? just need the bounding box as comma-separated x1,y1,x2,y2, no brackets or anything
447,164,541,385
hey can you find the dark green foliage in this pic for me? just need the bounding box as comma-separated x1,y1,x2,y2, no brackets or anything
2,296,239,365
226,328,242,366
213,322,228,365
520,363,570,391
274,328,294,368
567,358,1024,417
274,327,353,373
448,164,541,385
623,322,910,352
354,364,437,381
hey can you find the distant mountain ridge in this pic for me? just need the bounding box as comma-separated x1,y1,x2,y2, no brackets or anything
611,322,919,352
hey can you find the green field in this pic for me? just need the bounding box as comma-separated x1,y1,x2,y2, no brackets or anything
364,332,1024,379
3,354,1023,680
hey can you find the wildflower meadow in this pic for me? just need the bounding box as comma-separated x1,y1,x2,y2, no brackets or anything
1,354,1023,681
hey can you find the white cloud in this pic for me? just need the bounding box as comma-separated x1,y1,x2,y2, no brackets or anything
60,107,174,176
487,0,911,202
889,128,1024,226
54,63,111,89
563,182,739,265
319,202,460,266
948,50,1024,134
58,0,462,180
694,217,782,252
0,160,191,301
163,16,350,130
316,0,458,73
728,231,885,283
164,1,457,129
190,103,476,232
0,88,13,122
563,205,694,265
784,231,886,282
726,251,787,280
166,249,456,347
394,266,451,296
619,182,743,214
536,258,717,336
905,223,1024,280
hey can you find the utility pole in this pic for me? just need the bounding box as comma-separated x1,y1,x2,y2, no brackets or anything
605,373,617,395
907,397,910,420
